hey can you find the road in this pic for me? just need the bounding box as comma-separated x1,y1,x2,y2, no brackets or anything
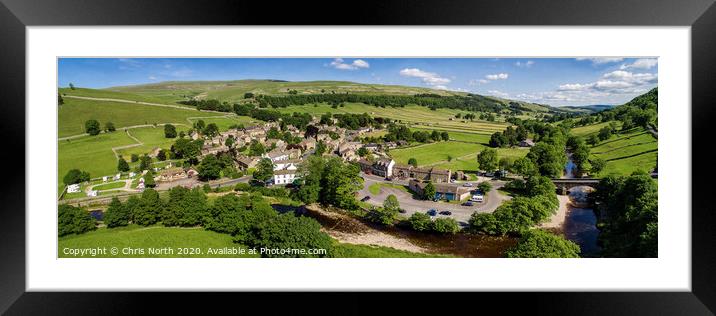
358,173,510,225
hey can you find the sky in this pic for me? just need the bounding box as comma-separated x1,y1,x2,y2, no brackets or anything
58,57,658,107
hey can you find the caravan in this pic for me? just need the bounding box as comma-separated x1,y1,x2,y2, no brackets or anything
471,194,484,203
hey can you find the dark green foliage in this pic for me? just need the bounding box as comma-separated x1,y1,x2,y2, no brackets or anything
63,169,90,185
198,154,223,181
84,119,101,136
117,156,130,172
506,229,580,258
366,206,398,225
294,156,363,210
161,186,208,227
58,204,96,236
408,158,418,167
131,154,139,162
203,123,219,137
593,172,658,257
249,213,334,258
143,172,156,188
156,149,167,161
478,181,492,193
105,122,116,132
171,138,203,164
131,189,162,226
103,197,129,228
164,124,177,138
248,140,266,156
138,155,152,171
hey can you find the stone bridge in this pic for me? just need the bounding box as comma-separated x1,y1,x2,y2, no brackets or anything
551,178,600,195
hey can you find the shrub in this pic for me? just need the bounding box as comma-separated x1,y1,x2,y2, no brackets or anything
431,217,459,234
409,212,432,231
505,229,580,258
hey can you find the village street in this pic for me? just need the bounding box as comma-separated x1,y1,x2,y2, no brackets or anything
358,173,511,225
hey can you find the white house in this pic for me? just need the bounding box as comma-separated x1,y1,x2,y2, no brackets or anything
114,173,121,181
273,169,297,185
87,190,98,197
67,183,81,193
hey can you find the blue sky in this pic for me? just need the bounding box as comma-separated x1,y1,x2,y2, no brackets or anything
58,57,658,107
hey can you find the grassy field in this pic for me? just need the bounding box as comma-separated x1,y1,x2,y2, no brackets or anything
91,181,126,191
59,88,190,106
389,140,528,171
115,126,188,158
108,80,465,103
58,132,136,190
571,121,622,137
590,128,657,176
58,223,442,258
368,182,410,195
58,225,258,258
58,97,225,137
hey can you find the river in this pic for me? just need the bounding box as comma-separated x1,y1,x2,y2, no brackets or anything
561,154,601,257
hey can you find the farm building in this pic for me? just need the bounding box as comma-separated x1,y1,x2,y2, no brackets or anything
235,155,259,170
408,179,471,201
393,165,451,183
358,158,396,178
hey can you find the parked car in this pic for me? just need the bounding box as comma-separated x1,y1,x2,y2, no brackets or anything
471,195,484,202
439,210,452,215
427,209,437,216
398,209,407,214
463,183,473,187
462,201,474,206
360,196,371,202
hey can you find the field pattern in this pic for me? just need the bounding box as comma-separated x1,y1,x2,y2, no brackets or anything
590,128,657,176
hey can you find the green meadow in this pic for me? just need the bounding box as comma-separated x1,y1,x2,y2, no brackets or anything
590,128,657,176
58,97,224,137
389,140,528,171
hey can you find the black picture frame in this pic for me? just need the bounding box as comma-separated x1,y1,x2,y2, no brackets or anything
1,0,714,314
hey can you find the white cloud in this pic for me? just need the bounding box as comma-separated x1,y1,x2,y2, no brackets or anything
399,68,451,86
620,58,658,70
576,57,624,65
487,90,510,98
329,58,370,70
558,70,657,94
485,73,509,80
515,61,534,67
148,75,158,80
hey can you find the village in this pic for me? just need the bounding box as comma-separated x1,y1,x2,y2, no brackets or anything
62,113,513,224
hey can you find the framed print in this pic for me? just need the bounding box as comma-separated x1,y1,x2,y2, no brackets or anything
1,0,715,314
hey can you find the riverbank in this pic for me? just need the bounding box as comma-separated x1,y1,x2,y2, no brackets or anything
305,205,429,253
538,195,571,230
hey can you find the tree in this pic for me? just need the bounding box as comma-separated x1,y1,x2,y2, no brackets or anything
244,92,255,99
194,119,206,131
156,149,167,161
253,158,274,184
423,181,436,200
409,212,432,231
248,140,266,156
408,158,418,167
357,147,369,157
383,194,400,212
138,155,152,171
63,169,90,185
598,126,613,141
58,94,64,106
162,186,208,227
506,229,580,258
143,171,156,188
314,141,327,156
164,124,177,138
58,204,95,236
203,123,219,137
587,134,600,146
69,83,75,90
84,119,101,136
499,157,513,171
477,148,499,173
104,197,129,228
589,157,607,175
478,181,492,194
117,156,130,172
432,217,459,234
105,122,116,132
198,155,223,181
527,142,567,178
132,188,161,225
250,213,334,258
510,157,537,177
367,206,398,225
131,154,139,163
440,131,450,141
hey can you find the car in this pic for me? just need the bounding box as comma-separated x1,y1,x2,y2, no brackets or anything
360,196,371,202
463,183,473,187
426,209,437,216
484,172,495,178
439,210,452,215
462,201,474,206
471,195,484,202
398,209,407,214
